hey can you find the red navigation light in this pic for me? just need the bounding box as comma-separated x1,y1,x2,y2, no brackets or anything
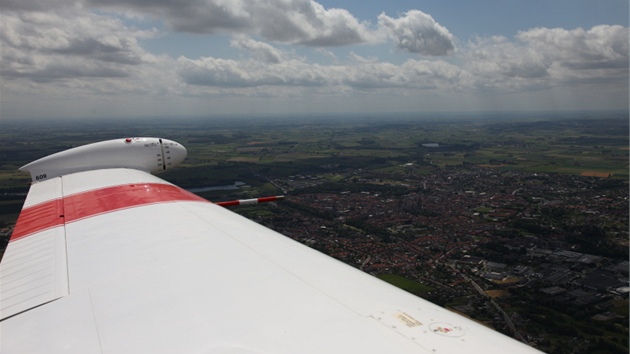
125,138,132,143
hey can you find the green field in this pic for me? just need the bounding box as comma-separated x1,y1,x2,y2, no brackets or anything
376,274,435,295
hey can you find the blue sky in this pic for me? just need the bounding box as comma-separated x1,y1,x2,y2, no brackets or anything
326,1,629,37
1,0,628,120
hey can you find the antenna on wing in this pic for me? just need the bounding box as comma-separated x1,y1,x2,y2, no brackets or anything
215,195,285,207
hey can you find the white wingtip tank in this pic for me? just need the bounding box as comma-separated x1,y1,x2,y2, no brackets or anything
19,138,187,182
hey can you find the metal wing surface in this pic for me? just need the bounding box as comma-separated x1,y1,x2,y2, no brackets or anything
0,139,543,353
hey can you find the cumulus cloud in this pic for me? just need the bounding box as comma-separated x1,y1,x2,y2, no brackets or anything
2,0,456,54
464,36,549,90
177,55,333,89
341,59,462,90
0,9,155,82
86,0,374,47
4,0,375,47
230,36,284,64
0,0,627,118
517,25,628,71
464,25,629,89
0,0,81,12
378,10,455,56
177,23,627,94
176,42,462,92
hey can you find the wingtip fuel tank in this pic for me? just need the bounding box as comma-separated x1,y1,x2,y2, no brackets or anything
20,138,187,182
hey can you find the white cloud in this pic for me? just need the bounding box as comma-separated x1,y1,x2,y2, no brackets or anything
517,25,629,76
464,25,629,90
230,36,284,64
250,1,371,46
0,0,80,12
165,23,630,115
0,0,627,118
0,9,156,82
176,43,462,92
2,0,458,54
86,0,375,47
378,10,455,56
177,55,333,89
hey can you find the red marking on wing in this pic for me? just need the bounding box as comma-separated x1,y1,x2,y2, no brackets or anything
10,183,208,242
10,199,65,242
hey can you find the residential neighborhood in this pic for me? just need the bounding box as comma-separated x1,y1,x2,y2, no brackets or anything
244,166,628,353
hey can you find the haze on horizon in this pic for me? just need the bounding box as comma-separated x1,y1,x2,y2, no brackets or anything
0,0,628,121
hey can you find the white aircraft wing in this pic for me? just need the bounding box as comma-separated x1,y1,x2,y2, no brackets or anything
0,138,543,353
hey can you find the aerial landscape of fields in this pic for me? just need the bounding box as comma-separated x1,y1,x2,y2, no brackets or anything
2,0,627,351
0,111,628,353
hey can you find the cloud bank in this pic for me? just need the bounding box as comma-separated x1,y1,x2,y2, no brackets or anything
0,9,155,83
0,0,627,118
464,25,628,89
87,0,376,46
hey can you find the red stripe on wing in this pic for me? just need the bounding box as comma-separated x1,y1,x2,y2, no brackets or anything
10,199,65,242
10,183,208,242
